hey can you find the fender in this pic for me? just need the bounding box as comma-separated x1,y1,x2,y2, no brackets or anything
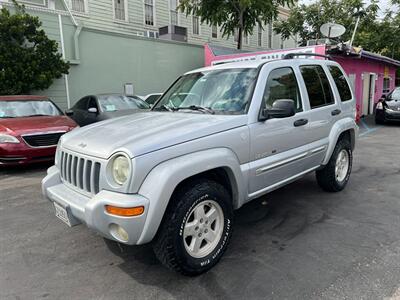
136,148,246,244
322,117,358,165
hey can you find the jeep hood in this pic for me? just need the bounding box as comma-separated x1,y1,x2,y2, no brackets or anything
61,112,247,159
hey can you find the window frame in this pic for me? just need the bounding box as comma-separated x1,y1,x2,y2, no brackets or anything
192,15,200,35
257,24,263,47
299,64,336,110
169,0,179,25
69,0,88,14
144,0,156,26
259,66,304,118
383,77,391,94
112,0,128,22
211,24,218,39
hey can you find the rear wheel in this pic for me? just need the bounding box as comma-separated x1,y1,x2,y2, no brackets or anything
153,179,233,276
316,138,352,192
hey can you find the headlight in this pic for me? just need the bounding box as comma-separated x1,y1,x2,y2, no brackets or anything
0,134,20,144
112,155,131,185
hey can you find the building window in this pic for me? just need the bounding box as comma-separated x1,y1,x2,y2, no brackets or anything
192,16,199,35
243,33,249,45
70,0,86,13
170,0,178,25
234,28,239,42
267,23,273,48
383,77,391,93
212,25,218,38
258,24,262,47
114,0,127,21
144,0,154,26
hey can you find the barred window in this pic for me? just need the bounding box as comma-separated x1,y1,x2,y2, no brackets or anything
144,0,154,26
71,0,86,13
192,16,199,35
114,0,127,21
211,25,218,38
170,0,178,25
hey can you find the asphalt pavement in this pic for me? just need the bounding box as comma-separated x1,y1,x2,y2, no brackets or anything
1,117,400,300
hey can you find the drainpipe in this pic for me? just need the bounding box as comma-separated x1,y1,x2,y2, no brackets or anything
58,14,71,108
61,0,81,64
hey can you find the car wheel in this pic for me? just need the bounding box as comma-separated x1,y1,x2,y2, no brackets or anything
375,116,385,125
153,179,233,276
316,138,353,192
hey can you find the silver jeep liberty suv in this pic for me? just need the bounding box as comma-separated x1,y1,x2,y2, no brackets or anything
42,54,358,275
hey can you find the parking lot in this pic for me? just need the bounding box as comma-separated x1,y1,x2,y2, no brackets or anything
1,118,400,300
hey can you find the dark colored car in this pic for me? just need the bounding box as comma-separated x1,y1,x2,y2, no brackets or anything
375,87,400,124
66,94,150,126
0,95,78,166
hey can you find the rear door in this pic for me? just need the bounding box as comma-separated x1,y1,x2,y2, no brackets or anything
297,63,341,169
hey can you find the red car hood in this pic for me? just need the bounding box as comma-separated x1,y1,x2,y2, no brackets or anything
0,115,77,136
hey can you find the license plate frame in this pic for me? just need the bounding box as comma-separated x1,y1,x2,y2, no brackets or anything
54,202,73,227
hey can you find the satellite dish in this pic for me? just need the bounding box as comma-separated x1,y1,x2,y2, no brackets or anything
320,23,346,38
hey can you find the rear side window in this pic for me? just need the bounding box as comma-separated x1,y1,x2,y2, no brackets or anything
262,67,302,112
300,65,334,108
328,65,352,102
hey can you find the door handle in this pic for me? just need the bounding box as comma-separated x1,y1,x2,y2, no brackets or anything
331,109,341,116
293,119,308,127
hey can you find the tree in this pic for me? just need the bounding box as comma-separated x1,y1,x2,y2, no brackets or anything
178,0,294,50
0,1,69,95
273,0,400,61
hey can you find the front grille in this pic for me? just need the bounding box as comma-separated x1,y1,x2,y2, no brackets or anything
22,132,65,147
59,151,101,194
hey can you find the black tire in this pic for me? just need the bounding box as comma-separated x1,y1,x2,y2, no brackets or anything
375,116,385,125
153,179,233,276
316,138,353,192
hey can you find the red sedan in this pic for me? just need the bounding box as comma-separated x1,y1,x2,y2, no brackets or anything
0,95,78,166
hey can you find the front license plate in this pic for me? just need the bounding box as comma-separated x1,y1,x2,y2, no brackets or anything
54,202,72,227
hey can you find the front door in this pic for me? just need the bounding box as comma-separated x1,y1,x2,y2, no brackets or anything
248,67,309,196
362,72,376,115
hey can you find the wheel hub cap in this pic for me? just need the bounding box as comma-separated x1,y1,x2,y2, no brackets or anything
335,149,349,182
183,200,224,258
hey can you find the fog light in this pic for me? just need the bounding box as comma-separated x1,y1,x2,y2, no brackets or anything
109,223,129,242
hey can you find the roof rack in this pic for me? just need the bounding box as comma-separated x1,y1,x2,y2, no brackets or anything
283,53,332,60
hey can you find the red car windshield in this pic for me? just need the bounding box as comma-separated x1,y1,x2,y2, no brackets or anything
0,100,62,118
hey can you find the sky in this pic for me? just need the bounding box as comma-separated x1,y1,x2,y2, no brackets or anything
298,0,396,18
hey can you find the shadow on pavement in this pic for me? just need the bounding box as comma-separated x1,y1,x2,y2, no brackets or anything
0,161,53,176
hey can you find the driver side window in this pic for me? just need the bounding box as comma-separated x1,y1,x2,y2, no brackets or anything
262,67,302,112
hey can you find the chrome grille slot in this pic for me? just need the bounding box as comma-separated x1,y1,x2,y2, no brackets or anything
60,151,101,194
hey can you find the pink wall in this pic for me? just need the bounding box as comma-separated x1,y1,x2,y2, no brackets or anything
333,56,396,110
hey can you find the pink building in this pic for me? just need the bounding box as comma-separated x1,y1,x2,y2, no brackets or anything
204,44,400,117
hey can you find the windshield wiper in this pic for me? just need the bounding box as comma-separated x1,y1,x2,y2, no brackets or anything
153,104,175,112
176,105,215,114
24,114,49,117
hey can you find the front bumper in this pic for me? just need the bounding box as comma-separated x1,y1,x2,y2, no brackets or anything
42,166,150,245
0,142,56,166
376,109,400,122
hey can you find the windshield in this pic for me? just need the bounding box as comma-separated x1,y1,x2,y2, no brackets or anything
98,95,150,112
153,68,258,114
0,100,61,118
388,87,400,100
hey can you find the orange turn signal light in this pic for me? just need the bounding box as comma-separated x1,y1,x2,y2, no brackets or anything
105,205,144,217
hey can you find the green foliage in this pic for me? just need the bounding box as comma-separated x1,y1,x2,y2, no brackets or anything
274,0,400,61
178,0,294,49
0,2,69,95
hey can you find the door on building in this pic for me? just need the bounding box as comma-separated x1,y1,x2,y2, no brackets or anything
362,72,377,116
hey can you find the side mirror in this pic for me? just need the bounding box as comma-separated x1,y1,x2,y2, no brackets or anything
65,109,74,116
259,99,296,121
88,107,98,114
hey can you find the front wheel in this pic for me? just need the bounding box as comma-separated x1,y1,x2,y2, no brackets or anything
153,180,233,276
316,139,353,192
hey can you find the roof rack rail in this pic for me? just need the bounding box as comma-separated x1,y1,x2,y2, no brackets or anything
283,53,332,60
